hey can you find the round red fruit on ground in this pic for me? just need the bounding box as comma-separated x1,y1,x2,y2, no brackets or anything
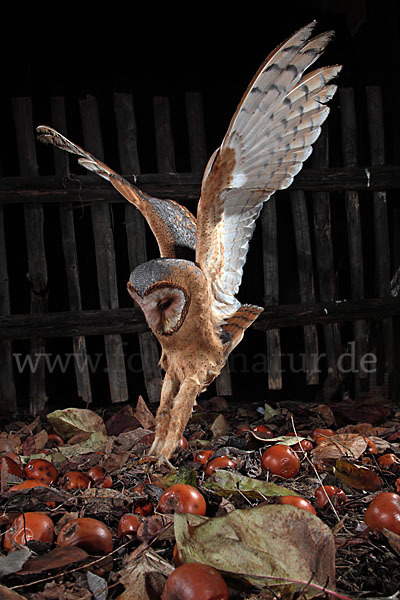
157,484,206,516
57,517,113,554
4,512,54,551
279,495,316,514
161,562,229,600
25,459,58,484
364,492,400,535
261,445,300,478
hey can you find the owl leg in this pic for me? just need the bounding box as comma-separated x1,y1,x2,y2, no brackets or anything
148,371,179,457
154,377,201,460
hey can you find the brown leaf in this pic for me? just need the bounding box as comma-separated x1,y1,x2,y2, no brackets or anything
316,404,336,426
16,546,88,575
333,459,383,491
175,506,336,597
106,404,140,436
134,396,156,430
22,429,48,455
210,413,230,438
311,433,367,462
382,528,400,556
117,547,173,600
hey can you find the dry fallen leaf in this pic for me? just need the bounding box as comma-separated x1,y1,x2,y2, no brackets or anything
47,408,107,439
210,413,230,438
117,545,173,600
174,504,336,597
333,459,383,491
134,396,156,430
311,433,367,462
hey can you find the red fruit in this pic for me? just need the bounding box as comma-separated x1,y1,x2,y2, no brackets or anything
162,563,229,600
377,454,400,468
9,480,49,491
157,484,206,516
365,438,377,454
88,466,113,488
179,437,188,450
292,439,314,453
279,496,316,515
118,514,141,537
57,517,113,554
25,459,58,484
205,456,235,476
9,479,55,508
45,433,64,448
132,482,153,516
0,456,23,479
261,445,300,478
4,512,54,551
193,450,214,467
252,424,274,437
311,428,335,445
236,424,252,434
315,485,347,510
61,471,91,490
364,492,400,535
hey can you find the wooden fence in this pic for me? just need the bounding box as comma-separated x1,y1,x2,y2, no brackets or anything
0,86,399,416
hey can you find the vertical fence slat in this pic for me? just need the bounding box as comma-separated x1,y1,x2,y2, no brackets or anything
312,126,342,387
114,92,163,403
51,96,93,405
80,95,128,403
185,92,208,174
290,190,319,385
185,92,233,396
0,202,17,411
262,198,282,390
340,88,368,390
13,97,48,414
153,97,176,173
366,86,393,394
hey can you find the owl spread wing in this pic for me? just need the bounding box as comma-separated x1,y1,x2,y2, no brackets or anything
36,126,197,260
196,21,342,325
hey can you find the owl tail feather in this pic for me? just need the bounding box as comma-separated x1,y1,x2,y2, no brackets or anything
222,304,264,353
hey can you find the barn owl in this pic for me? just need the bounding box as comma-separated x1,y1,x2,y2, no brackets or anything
37,21,341,460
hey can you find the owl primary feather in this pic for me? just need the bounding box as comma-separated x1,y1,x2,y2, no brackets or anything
37,21,341,460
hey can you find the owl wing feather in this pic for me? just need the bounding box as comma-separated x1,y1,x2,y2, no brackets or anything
36,126,197,259
195,21,342,325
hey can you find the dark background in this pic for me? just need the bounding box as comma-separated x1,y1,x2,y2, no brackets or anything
2,1,399,407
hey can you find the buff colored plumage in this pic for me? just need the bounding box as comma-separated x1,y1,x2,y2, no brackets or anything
37,21,341,460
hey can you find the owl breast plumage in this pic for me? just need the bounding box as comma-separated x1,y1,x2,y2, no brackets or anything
37,21,342,460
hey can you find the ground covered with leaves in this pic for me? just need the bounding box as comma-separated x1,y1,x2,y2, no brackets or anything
0,391,399,599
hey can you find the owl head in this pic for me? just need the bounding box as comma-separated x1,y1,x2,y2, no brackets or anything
127,259,192,336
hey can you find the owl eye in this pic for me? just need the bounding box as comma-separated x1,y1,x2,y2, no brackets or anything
158,299,172,311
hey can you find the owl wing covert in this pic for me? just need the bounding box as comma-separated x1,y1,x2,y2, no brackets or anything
36,126,197,260
195,21,342,325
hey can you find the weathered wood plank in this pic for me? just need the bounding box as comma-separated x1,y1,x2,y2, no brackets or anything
114,92,163,403
0,296,400,340
290,190,319,385
153,97,176,173
51,96,93,405
340,88,368,387
312,126,342,385
2,298,399,340
367,86,393,392
80,95,128,403
262,198,282,390
2,164,400,206
13,97,47,415
0,203,17,412
185,92,208,174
